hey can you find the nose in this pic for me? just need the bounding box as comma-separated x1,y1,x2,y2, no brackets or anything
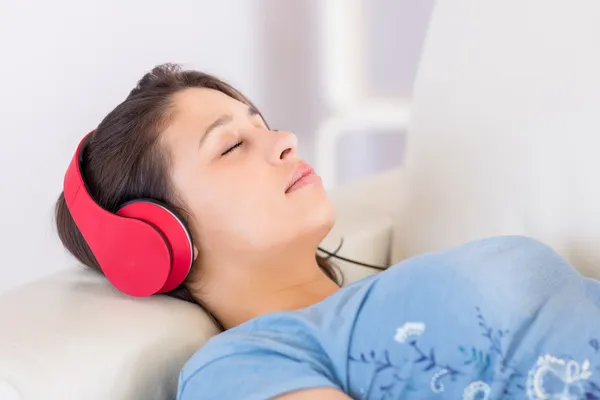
268,130,297,164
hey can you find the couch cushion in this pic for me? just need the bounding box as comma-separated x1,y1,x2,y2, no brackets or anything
0,268,218,400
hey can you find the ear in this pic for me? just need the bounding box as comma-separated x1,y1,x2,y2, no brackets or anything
193,245,199,262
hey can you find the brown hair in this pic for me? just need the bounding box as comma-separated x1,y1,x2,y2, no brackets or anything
54,63,341,329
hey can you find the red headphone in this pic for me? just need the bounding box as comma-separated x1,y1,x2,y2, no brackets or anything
63,131,194,297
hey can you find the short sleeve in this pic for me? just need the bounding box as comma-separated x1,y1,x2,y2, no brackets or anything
177,332,341,400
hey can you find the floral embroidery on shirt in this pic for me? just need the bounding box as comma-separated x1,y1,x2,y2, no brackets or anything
348,306,600,399
394,322,426,343
526,355,591,399
463,380,491,400
430,368,449,393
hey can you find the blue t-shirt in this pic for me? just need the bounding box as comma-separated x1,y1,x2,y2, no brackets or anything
177,236,600,399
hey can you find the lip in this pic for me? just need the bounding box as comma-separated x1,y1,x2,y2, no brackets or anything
285,161,321,194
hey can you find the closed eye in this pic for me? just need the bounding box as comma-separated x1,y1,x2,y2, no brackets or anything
221,141,243,156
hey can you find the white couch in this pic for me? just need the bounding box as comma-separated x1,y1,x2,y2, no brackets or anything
3,0,600,398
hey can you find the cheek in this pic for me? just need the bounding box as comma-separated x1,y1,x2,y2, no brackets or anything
188,173,286,247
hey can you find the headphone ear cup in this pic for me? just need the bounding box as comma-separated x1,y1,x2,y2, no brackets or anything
117,200,194,294
89,212,172,297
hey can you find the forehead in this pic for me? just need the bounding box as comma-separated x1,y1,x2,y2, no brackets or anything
171,87,248,124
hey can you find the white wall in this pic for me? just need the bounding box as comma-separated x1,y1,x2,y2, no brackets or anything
0,0,261,293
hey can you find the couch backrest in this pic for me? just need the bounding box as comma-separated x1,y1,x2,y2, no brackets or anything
394,0,600,278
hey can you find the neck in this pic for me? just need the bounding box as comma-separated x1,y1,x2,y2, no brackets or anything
191,250,340,330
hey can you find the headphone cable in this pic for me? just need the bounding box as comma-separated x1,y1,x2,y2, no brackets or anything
317,238,388,270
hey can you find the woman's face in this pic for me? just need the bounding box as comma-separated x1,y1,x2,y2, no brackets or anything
162,88,335,267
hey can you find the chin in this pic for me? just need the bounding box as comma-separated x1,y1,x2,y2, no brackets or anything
305,197,336,242
285,186,335,242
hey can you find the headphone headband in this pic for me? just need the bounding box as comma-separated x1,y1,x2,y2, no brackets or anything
63,131,193,297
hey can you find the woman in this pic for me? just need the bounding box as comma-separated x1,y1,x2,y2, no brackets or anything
56,64,600,400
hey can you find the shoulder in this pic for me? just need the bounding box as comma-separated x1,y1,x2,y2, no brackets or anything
177,314,341,400
180,316,324,375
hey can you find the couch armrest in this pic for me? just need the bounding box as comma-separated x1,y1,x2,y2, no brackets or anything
0,269,219,400
322,167,405,283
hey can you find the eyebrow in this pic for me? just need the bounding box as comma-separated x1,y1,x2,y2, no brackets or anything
199,105,261,148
